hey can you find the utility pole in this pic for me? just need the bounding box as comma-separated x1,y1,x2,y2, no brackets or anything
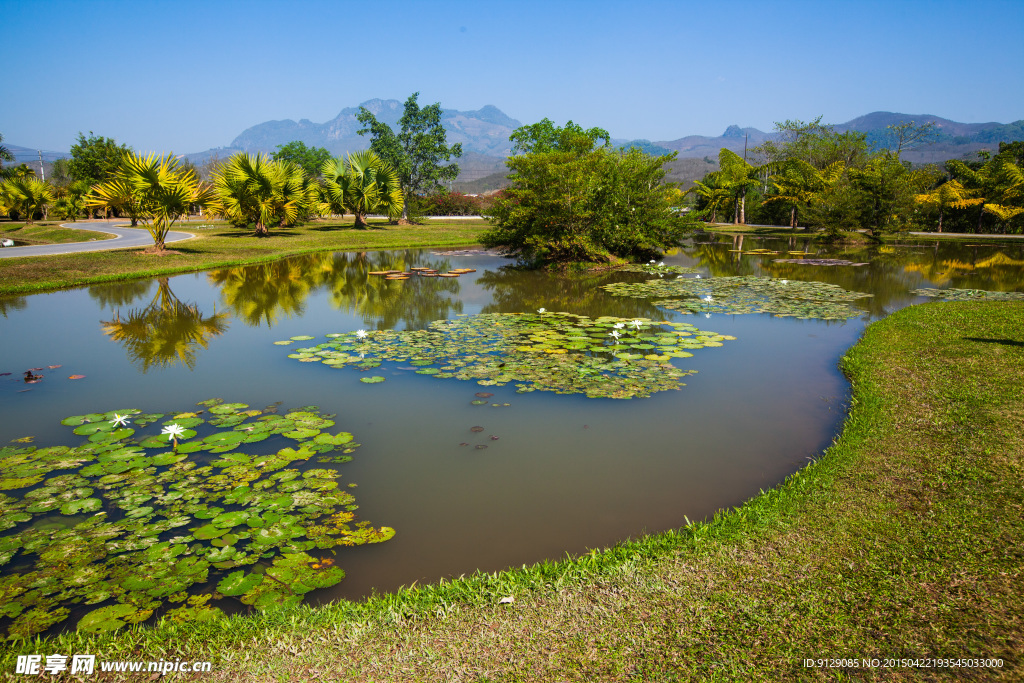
38,151,45,181
743,133,748,162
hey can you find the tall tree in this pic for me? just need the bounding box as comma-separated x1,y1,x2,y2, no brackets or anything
717,148,774,224
271,141,332,179
1,176,53,222
0,133,15,179
356,93,462,223
508,118,610,155
915,179,976,233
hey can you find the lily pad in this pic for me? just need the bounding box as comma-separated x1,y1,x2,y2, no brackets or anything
360,376,386,384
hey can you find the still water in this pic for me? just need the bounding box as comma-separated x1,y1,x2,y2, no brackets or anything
2,235,1022,605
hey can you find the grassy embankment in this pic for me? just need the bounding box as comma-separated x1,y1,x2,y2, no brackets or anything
0,219,491,296
2,301,1020,681
0,221,116,246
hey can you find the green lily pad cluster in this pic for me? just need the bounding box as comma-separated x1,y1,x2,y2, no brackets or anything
0,400,393,640
284,312,735,399
617,263,700,275
602,276,872,320
910,287,1024,301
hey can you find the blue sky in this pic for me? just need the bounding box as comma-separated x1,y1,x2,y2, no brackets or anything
2,0,1022,154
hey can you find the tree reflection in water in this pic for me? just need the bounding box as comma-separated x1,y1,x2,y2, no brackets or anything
206,251,463,330
101,277,229,371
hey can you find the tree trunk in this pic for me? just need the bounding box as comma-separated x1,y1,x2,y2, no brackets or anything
131,218,139,227
733,197,739,224
790,205,796,228
254,220,269,237
354,214,368,229
937,208,943,233
976,207,984,234
739,188,746,224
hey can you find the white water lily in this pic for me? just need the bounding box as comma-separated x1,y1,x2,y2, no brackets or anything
161,423,186,441
109,413,131,428
703,295,714,302
609,330,621,340
658,261,664,266
649,259,656,264
355,329,368,339
630,320,643,329
704,313,711,319
780,279,788,285
696,275,702,279
613,322,625,329
538,307,546,313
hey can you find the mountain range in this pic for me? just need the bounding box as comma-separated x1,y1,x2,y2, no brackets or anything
6,102,1022,188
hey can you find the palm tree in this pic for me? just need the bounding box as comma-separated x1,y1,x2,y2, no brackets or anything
914,179,976,233
685,173,730,224
717,149,774,224
86,152,210,249
0,176,53,223
320,151,403,229
208,153,310,236
0,133,15,179
764,159,846,229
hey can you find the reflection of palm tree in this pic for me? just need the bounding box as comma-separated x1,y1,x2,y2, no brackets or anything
207,250,463,330
0,296,27,318
88,281,153,309
101,278,229,371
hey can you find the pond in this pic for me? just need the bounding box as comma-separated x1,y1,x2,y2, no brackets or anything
2,234,1024,637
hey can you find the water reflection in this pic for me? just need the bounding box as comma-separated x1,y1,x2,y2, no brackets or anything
681,236,1024,317
477,266,668,319
101,277,229,371
87,280,153,310
207,251,463,330
0,296,26,318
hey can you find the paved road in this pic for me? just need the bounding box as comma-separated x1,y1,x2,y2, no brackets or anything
0,221,196,258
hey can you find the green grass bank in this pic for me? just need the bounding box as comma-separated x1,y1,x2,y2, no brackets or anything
0,219,490,296
0,222,116,247
2,300,1021,680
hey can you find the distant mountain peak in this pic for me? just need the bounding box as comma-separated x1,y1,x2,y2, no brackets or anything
722,125,745,138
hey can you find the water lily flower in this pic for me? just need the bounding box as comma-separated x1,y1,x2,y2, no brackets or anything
780,279,788,285
704,313,711,319
538,308,546,313
696,275,702,279
703,295,714,302
630,320,643,329
649,259,656,264
162,423,187,441
355,329,368,339
613,322,625,329
609,330,621,340
109,413,131,428
658,261,665,266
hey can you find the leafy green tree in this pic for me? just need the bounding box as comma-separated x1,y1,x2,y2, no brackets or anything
508,118,610,155
483,122,687,265
356,93,463,223
210,153,313,236
51,181,91,221
763,159,846,228
754,117,868,170
272,141,332,179
67,132,131,186
716,148,775,224
849,154,931,236
320,151,404,229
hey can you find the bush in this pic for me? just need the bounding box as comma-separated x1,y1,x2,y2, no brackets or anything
420,191,484,216
482,147,691,265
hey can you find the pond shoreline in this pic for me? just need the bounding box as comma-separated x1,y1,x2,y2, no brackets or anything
5,301,1020,680
0,219,492,296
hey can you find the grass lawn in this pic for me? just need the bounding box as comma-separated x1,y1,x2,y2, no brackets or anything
3,300,1020,680
0,221,116,246
0,219,491,296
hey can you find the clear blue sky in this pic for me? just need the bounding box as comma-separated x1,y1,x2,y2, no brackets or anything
2,0,1022,154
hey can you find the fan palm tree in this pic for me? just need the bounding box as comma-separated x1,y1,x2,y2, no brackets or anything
208,154,311,236
914,179,976,233
764,159,846,229
717,149,775,224
685,173,730,224
1,176,53,223
320,151,403,229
